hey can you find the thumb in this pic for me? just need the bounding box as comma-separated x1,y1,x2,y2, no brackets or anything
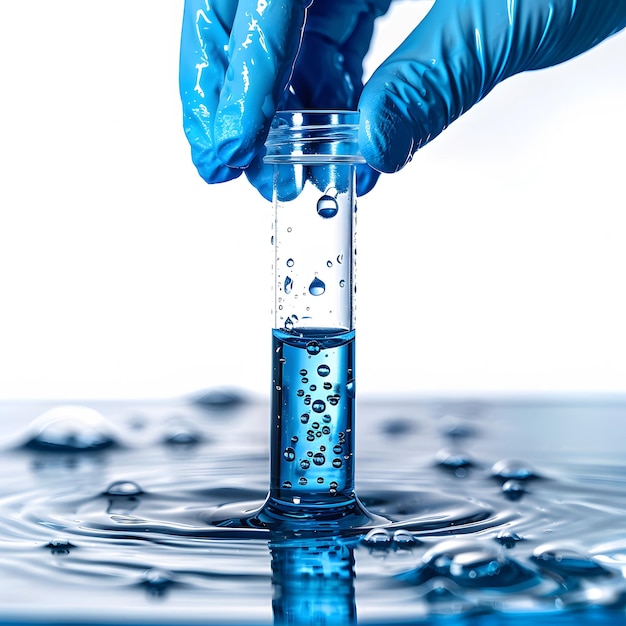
358,0,626,173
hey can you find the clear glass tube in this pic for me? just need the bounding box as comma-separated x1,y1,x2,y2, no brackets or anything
262,111,374,526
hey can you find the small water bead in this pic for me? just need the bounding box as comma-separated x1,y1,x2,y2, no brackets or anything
322,426,331,435
501,479,526,501
316,194,339,218
309,384,317,391
323,382,333,391
332,458,343,468
283,447,296,462
322,414,332,423
362,528,392,549
291,436,298,443
163,418,202,446
317,477,324,484
296,389,304,397
393,530,421,549
104,480,143,497
286,258,294,267
312,400,326,413
306,341,321,355
491,459,539,482
304,396,311,406
327,260,333,268
300,459,310,470
311,422,320,429
327,395,340,406
333,445,343,454
339,279,345,288
298,477,307,486
496,532,523,549
22,405,119,452
45,539,75,555
435,448,475,475
308,277,326,296
284,277,293,294
282,481,292,489
299,369,307,376
337,254,343,264
140,568,175,597
312,453,325,466
300,413,309,424
317,364,331,377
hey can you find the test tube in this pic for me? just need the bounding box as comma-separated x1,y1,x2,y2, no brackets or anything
263,111,369,526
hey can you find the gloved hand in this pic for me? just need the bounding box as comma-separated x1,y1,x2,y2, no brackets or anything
180,0,626,199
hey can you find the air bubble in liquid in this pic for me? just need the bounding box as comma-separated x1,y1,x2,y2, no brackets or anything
308,277,326,296
317,364,331,377
316,195,339,218
312,400,326,413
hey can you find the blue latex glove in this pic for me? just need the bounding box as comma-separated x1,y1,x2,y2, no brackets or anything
180,0,626,198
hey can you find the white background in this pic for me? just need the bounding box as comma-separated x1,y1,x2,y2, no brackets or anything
0,1,625,400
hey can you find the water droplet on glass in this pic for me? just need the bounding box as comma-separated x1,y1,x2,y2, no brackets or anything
308,277,326,296
300,413,310,424
300,459,310,470
333,445,342,454
346,380,356,398
332,458,342,468
322,426,330,435
312,452,325,466
286,258,294,267
283,447,296,462
317,477,324,484
316,195,339,218
339,279,346,288
282,480,292,489
298,477,307,486
317,364,331,377
141,568,175,597
326,260,333,268
336,254,343,264
299,369,307,376
306,341,321,355
284,277,293,294
105,480,143,497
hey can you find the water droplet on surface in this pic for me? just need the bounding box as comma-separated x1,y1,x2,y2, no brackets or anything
105,480,143,497
362,528,392,549
393,530,421,548
496,532,523,549
332,458,342,468
491,459,539,482
336,254,343,264
300,413,310,424
333,445,343,454
308,277,326,296
282,481,292,489
317,364,331,377
327,260,333,267
312,453,325,466
322,426,330,435
286,258,294,267
284,277,293,294
300,459,310,470
312,400,326,413
316,195,339,218
316,477,324,484
298,477,307,486
141,568,175,597
283,447,296,462
22,406,118,452
299,369,307,376
339,279,346,288
501,479,526,501
45,539,75,555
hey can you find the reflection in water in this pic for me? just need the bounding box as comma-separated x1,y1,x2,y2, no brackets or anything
270,535,356,626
